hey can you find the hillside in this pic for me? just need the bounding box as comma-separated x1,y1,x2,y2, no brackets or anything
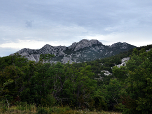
0,44,152,114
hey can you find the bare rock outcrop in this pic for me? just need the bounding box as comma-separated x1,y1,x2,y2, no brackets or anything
12,39,136,64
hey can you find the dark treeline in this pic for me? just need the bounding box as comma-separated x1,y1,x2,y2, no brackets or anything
0,45,152,114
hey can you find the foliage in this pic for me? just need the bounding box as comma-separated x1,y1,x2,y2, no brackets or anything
112,66,127,81
110,48,152,113
40,54,55,62
0,44,152,113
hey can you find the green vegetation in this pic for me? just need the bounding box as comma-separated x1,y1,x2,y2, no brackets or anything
0,45,152,113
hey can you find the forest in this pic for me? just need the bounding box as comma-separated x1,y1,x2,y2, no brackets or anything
0,45,152,114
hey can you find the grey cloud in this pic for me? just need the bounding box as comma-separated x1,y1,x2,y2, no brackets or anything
1,0,152,32
25,21,33,27
0,0,152,56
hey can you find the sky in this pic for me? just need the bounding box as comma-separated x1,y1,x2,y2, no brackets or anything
0,0,152,57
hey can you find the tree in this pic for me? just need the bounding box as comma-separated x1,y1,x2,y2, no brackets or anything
100,79,122,110
120,49,152,113
74,64,97,109
112,66,127,81
40,54,55,62
0,65,24,106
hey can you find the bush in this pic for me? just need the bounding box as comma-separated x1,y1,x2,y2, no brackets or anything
48,106,71,114
40,94,56,107
0,100,8,113
37,107,48,114
93,96,107,111
0,106,8,113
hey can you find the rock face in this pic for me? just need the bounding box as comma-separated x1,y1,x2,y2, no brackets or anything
101,70,112,76
69,39,102,51
146,49,151,52
12,39,136,63
116,57,130,68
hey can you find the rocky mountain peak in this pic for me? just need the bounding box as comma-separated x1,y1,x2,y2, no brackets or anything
90,39,102,44
68,39,102,51
12,39,136,64
110,42,130,49
41,44,53,51
17,48,33,54
43,44,52,48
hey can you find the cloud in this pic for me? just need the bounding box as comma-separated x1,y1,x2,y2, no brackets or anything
0,0,152,56
0,24,89,46
25,20,33,27
83,32,152,47
0,40,71,49
0,47,18,57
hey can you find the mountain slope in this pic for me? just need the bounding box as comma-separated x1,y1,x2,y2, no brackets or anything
13,39,136,63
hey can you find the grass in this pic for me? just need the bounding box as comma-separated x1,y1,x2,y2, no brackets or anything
0,105,37,114
0,102,122,114
0,107,122,114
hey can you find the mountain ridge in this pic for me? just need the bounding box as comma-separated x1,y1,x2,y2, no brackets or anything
12,39,136,63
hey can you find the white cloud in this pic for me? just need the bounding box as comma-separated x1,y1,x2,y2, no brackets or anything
83,32,152,47
0,0,152,56
0,39,77,49
0,40,57,49
0,40,44,49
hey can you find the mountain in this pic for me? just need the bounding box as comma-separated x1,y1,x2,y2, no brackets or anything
12,39,136,63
